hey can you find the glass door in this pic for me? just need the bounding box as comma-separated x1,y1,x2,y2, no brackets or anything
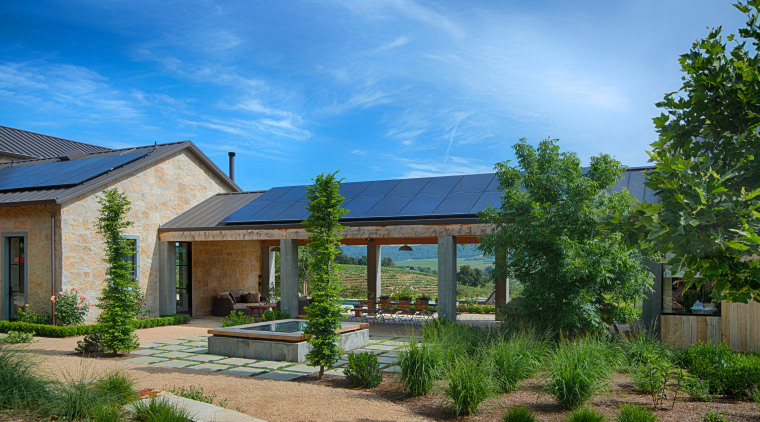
175,242,191,315
8,237,25,320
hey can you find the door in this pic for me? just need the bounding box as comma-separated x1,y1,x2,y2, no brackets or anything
175,242,191,315
7,237,25,320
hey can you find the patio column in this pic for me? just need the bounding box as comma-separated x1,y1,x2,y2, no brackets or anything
260,245,276,299
494,251,508,309
280,239,299,318
367,243,381,301
437,235,457,321
158,241,176,315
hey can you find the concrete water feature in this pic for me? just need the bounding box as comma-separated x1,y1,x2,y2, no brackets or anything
207,319,369,362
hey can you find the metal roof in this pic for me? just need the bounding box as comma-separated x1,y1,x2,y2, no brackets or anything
0,125,110,159
160,167,657,232
0,141,240,206
161,191,264,230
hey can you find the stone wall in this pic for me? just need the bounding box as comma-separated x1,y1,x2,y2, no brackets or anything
0,204,61,319
59,149,232,321
191,240,261,316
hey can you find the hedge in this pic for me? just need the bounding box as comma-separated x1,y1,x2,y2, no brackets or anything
0,314,190,338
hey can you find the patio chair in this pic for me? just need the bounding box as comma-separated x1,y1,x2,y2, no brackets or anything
414,301,433,326
377,299,397,324
357,300,380,324
396,300,417,324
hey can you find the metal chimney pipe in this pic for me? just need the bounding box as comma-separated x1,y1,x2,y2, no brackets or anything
228,152,236,182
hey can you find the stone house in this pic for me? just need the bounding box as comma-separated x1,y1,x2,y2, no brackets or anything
0,126,250,321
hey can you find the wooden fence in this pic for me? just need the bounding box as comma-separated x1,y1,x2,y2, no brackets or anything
660,300,760,351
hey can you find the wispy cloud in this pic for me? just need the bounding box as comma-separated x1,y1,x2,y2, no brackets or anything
373,35,412,53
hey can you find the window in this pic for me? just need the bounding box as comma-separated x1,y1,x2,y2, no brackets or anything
123,236,140,285
662,265,720,315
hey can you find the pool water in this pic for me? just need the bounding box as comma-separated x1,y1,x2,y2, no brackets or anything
242,320,308,333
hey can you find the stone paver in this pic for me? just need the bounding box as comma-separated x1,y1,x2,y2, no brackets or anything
376,356,397,364
324,368,345,376
220,367,267,377
154,345,193,351
129,349,165,356
381,351,399,358
125,356,168,364
383,365,401,373
153,360,197,368
254,371,304,381
383,340,407,347
363,344,397,351
154,339,189,345
248,361,290,370
281,364,318,373
215,358,258,366
183,336,210,341
185,354,226,362
185,341,209,347
153,351,195,359
187,363,231,372
135,393,264,422
184,348,209,354
138,342,164,348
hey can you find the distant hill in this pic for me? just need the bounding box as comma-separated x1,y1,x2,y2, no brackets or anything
340,244,490,261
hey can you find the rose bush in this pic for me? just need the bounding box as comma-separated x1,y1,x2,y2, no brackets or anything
51,287,91,326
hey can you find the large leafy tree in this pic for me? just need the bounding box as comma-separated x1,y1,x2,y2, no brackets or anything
479,139,653,335
303,171,348,379
620,2,760,303
95,188,140,354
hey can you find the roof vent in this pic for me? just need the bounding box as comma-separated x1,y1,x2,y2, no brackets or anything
60,150,85,161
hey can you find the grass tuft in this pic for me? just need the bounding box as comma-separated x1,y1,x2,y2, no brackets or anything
546,336,616,410
565,407,606,422
616,403,656,422
502,406,536,422
443,355,492,416
131,397,191,422
397,336,439,397
0,343,49,410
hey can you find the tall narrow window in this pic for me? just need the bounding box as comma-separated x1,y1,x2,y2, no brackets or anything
123,236,140,284
8,237,25,320
175,242,192,315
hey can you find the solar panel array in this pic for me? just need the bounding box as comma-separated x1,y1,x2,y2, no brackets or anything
0,151,149,192
221,173,503,225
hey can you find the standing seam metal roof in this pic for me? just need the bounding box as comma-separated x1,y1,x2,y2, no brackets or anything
0,125,111,159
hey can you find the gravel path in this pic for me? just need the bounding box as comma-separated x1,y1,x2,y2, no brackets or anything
16,322,433,422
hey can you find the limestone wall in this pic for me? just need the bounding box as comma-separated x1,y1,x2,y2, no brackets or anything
0,204,61,319
191,240,261,316
59,149,232,320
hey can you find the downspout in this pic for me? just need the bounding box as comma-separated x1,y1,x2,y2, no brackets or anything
44,204,56,325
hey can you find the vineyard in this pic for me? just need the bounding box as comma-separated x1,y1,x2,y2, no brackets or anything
335,264,438,299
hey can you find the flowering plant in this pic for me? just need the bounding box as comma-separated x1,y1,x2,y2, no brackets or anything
51,287,91,326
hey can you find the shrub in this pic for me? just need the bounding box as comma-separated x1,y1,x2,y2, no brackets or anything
52,287,91,326
167,385,226,407
703,412,730,422
722,354,760,399
491,332,546,393
683,376,711,402
0,315,189,338
94,370,137,406
616,403,656,422
444,356,492,416
221,310,257,327
3,331,34,344
502,406,536,422
15,305,49,325
398,339,438,396
622,330,673,368
131,397,191,422
76,333,105,355
344,352,382,388
679,342,734,394
262,310,292,321
631,356,685,409
565,407,606,422
546,337,615,410
0,343,49,409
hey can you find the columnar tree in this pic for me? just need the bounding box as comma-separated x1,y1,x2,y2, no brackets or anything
620,2,760,303
95,188,140,354
479,139,653,336
303,171,348,379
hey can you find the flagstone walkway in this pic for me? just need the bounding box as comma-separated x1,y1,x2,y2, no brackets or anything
125,333,405,381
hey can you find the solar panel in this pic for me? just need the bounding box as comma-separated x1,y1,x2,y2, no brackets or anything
276,185,308,203
387,177,429,197
248,186,295,204
344,197,381,219
626,171,646,202
0,151,148,192
418,175,461,195
486,175,501,192
432,192,481,215
452,174,495,193
356,179,399,198
241,202,295,222
363,196,410,218
610,171,631,195
339,181,371,200
470,191,502,214
278,201,310,221
221,202,269,223
398,195,445,217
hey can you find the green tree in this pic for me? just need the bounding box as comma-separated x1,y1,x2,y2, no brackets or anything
95,188,140,354
479,139,653,336
618,2,760,303
457,265,487,287
381,256,395,267
303,171,348,379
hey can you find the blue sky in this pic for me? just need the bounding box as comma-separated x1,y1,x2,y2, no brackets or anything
0,1,747,191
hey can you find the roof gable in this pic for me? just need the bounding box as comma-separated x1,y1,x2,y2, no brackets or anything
0,125,110,159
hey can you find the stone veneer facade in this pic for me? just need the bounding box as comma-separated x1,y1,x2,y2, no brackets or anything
0,148,234,322
190,240,261,316
0,204,61,318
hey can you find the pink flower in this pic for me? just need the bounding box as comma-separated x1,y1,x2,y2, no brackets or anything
76,304,82,308
50,296,56,302
72,287,78,291
88,302,92,307
80,296,87,300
